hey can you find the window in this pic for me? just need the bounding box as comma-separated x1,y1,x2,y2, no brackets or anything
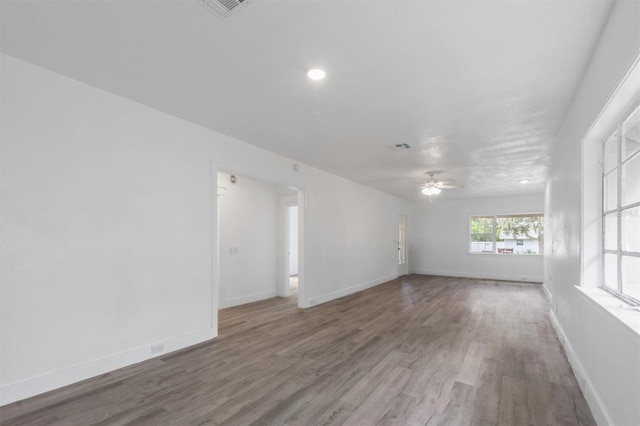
470,216,495,253
602,105,640,305
470,214,543,255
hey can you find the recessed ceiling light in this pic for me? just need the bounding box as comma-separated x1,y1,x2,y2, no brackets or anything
307,68,326,81
519,179,530,184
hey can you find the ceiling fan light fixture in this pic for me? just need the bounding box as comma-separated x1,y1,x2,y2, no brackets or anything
422,186,442,196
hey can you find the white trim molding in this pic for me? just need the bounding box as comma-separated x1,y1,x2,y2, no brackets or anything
548,309,613,426
411,269,543,284
542,283,553,302
0,328,216,406
220,291,278,309
306,273,399,307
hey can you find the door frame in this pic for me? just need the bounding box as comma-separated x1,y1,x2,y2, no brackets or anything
278,189,306,308
280,199,297,297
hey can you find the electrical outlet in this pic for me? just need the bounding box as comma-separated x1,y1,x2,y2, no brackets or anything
151,344,164,354
309,299,316,306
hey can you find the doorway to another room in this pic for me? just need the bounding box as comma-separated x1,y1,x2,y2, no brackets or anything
286,205,299,298
278,187,304,305
216,173,304,309
398,215,408,277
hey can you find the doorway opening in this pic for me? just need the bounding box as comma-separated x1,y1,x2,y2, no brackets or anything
287,205,299,297
398,215,408,277
216,171,307,308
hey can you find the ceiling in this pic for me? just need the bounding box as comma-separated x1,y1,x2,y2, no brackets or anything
0,0,614,201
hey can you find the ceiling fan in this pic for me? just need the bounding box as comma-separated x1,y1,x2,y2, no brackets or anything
414,171,464,196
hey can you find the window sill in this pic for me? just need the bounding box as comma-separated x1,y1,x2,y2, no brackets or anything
574,286,640,336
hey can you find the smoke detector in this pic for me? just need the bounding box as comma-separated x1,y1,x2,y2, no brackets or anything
197,0,249,18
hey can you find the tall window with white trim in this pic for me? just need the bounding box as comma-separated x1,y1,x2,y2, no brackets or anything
602,105,640,305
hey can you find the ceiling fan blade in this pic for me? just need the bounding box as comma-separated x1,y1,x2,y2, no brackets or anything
437,183,464,189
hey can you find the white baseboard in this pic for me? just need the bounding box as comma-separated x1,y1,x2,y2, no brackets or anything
307,273,398,307
542,283,552,302
410,269,543,283
220,290,277,308
0,327,216,407
548,309,612,426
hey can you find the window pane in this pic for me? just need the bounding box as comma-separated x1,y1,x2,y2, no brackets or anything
471,240,494,253
604,132,618,173
604,253,618,290
604,213,617,251
622,256,640,301
624,137,640,161
471,234,494,241
623,107,640,161
604,171,617,211
622,153,640,206
621,206,640,252
496,215,543,255
470,217,494,253
471,217,493,234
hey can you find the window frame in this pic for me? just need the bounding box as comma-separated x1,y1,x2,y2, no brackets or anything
469,215,495,253
469,213,544,255
601,104,640,306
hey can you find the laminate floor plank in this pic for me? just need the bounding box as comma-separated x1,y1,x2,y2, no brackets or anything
376,392,417,426
434,381,474,426
0,275,595,426
342,366,412,426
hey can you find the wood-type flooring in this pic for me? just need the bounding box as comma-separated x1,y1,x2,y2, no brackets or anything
1,275,595,425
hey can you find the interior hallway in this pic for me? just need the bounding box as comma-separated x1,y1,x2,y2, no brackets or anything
0,275,593,425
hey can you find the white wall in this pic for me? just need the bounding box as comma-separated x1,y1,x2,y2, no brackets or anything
302,176,410,306
0,53,413,405
545,1,640,425
218,172,279,308
411,194,544,282
1,54,218,405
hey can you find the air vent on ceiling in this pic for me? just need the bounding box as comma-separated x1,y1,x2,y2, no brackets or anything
197,0,248,18
391,143,412,151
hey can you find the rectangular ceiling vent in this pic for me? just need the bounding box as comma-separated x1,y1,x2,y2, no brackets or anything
197,0,248,18
391,143,412,151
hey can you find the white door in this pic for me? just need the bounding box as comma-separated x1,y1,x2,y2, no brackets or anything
398,215,408,276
